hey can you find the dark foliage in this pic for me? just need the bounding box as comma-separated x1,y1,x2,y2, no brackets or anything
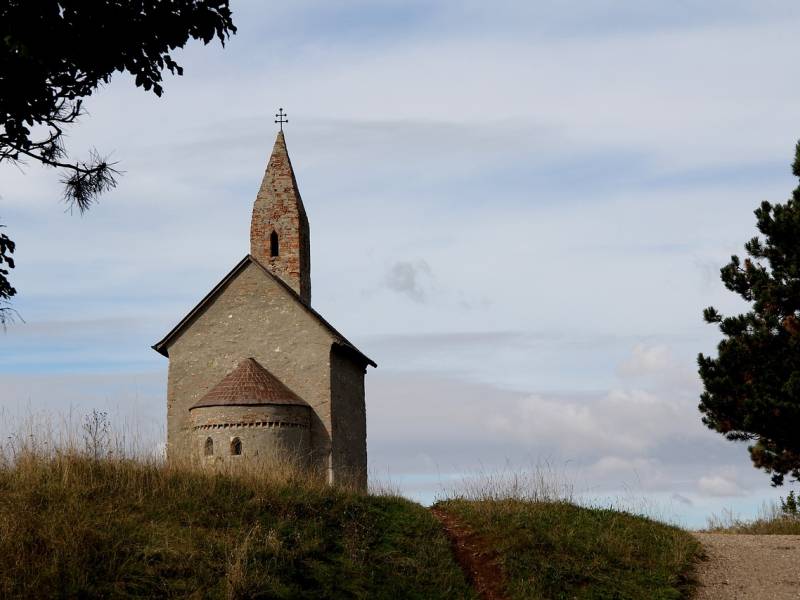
782,491,798,517
0,0,236,317
698,141,800,485
0,224,16,325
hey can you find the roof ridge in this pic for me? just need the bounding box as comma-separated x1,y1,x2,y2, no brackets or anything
247,256,377,367
151,255,376,368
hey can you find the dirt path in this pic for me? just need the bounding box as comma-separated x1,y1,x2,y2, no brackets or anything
693,533,800,599
430,508,509,600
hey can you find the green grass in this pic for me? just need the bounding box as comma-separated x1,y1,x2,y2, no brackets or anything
434,498,701,600
0,453,477,599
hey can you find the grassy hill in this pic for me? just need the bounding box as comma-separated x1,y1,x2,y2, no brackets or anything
436,498,699,600
0,453,701,599
0,453,475,599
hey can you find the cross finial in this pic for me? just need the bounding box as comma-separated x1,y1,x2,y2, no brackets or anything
275,108,288,132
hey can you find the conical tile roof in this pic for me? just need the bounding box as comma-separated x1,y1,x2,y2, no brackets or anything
190,358,309,410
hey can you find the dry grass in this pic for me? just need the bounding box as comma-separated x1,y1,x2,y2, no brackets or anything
705,502,800,535
0,418,475,599
438,461,574,504
0,452,477,599
0,416,704,599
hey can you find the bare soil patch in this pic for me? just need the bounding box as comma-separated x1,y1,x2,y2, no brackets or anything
430,507,509,600
693,533,800,599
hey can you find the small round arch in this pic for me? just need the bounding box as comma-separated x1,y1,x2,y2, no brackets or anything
204,437,214,456
231,437,242,456
270,231,279,257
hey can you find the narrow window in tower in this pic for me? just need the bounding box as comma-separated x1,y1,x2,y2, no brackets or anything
204,437,214,456
270,231,279,257
231,437,242,456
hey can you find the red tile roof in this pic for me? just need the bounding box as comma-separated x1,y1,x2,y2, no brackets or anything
189,358,309,410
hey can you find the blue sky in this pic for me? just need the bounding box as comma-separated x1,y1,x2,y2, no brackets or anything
3,0,800,527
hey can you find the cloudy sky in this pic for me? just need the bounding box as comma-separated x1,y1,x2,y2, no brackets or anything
3,0,800,527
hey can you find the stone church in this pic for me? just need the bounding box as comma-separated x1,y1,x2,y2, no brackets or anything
153,129,376,487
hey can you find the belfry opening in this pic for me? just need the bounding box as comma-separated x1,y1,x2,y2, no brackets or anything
270,231,279,257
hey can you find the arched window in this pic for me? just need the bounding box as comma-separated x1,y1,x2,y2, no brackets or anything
204,437,214,456
231,437,242,456
270,231,279,257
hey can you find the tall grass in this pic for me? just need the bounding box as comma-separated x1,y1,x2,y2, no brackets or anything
0,413,475,599
438,460,573,504
1,413,702,599
0,407,162,465
0,407,330,487
705,500,800,535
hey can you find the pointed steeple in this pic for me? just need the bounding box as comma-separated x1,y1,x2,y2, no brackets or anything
250,131,311,303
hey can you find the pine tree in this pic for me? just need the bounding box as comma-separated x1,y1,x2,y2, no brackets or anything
698,141,800,486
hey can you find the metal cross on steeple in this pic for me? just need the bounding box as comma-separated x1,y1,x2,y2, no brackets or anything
275,108,288,132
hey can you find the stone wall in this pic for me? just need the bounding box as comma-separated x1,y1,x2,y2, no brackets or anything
190,404,312,467
165,261,333,469
329,346,368,489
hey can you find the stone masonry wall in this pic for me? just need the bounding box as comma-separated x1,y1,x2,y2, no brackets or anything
165,262,333,470
329,346,367,489
190,404,312,468
250,131,311,304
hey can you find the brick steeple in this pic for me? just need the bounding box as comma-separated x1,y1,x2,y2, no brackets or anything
250,131,311,303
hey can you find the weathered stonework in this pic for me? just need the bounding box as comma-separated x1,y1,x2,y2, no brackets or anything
330,346,368,488
162,259,336,469
250,131,311,304
190,404,312,468
154,131,375,488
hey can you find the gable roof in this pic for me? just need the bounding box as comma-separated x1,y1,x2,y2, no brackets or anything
190,357,309,410
152,255,377,368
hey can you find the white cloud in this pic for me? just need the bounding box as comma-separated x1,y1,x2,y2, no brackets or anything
698,474,747,498
486,387,698,456
2,1,796,527
618,344,675,377
0,362,777,527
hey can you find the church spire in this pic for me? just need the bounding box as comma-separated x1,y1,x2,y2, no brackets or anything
250,130,311,303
